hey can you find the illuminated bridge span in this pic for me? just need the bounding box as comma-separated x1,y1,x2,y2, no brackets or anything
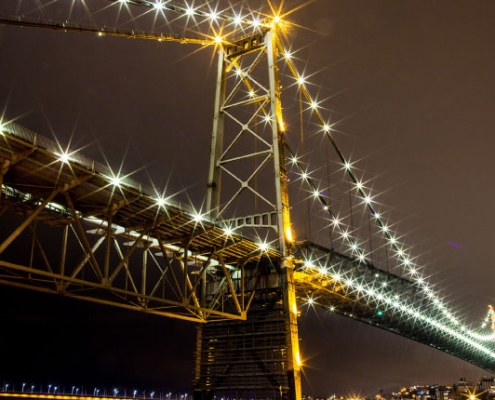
0,2,493,400
1,123,493,394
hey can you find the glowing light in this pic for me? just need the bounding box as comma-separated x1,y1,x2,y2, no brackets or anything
252,17,260,28
209,11,218,21
323,124,331,132
258,242,268,252
356,181,363,190
153,0,165,9
111,176,121,187
193,213,203,223
344,161,352,170
310,101,319,110
284,52,292,60
295,351,302,366
223,227,233,236
307,297,314,305
214,36,223,44
364,196,372,204
297,76,306,86
301,172,308,180
313,190,319,198
285,227,293,242
155,197,166,207
374,212,380,219
57,152,70,164
234,15,242,25
249,90,255,98
264,115,271,123
332,217,340,226
185,6,195,16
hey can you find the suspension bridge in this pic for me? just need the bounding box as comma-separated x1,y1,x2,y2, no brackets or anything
0,1,494,399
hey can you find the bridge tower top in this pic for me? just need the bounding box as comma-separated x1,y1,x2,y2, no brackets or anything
206,26,293,257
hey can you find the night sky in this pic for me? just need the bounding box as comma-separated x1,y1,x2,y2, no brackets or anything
1,0,495,397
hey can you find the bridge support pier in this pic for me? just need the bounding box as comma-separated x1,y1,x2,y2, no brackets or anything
193,287,294,400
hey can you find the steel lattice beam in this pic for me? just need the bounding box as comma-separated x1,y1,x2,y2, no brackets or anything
0,123,281,322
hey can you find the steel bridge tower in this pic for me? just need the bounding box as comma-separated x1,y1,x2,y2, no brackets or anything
195,27,301,400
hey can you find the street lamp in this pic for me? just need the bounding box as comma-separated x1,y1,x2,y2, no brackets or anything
76,389,80,395
3,384,9,393
22,383,26,392
151,392,155,399
31,386,34,394
114,388,119,397
54,386,58,394
133,390,137,398
48,385,52,394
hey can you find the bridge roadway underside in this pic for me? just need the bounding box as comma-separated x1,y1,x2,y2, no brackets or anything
294,242,495,373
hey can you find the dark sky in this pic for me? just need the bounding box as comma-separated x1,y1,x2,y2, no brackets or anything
1,0,495,397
